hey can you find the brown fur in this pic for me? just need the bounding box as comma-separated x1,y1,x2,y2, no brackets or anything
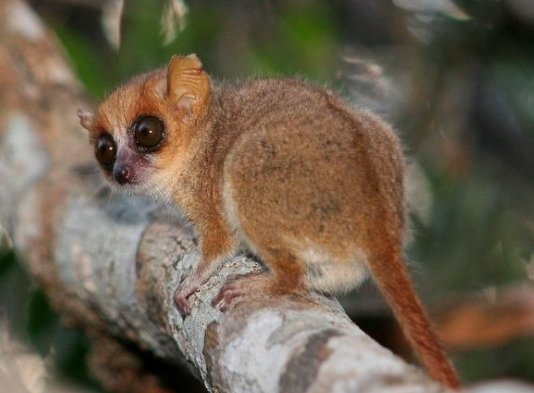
79,54,459,389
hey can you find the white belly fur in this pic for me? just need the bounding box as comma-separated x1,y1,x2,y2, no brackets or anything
298,245,368,294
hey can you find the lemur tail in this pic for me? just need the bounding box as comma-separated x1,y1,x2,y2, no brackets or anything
367,250,460,389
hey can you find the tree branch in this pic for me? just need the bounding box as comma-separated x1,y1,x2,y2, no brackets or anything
0,1,453,392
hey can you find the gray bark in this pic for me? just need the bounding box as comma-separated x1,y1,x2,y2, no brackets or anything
0,1,453,392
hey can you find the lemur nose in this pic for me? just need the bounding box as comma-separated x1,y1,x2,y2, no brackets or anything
113,165,130,185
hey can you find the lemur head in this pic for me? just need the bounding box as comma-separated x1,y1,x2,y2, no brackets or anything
78,54,210,200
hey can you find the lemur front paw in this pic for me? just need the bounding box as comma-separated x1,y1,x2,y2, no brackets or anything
173,284,199,316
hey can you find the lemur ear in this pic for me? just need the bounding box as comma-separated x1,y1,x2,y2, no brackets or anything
167,54,210,116
77,109,94,130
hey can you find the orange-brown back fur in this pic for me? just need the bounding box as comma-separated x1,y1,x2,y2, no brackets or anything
80,55,459,389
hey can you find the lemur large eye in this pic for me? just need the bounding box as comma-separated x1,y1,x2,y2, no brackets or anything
134,116,164,151
95,133,116,169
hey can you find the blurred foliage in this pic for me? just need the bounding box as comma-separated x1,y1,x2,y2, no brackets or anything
0,248,98,390
457,338,534,382
1,0,533,390
44,0,340,99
